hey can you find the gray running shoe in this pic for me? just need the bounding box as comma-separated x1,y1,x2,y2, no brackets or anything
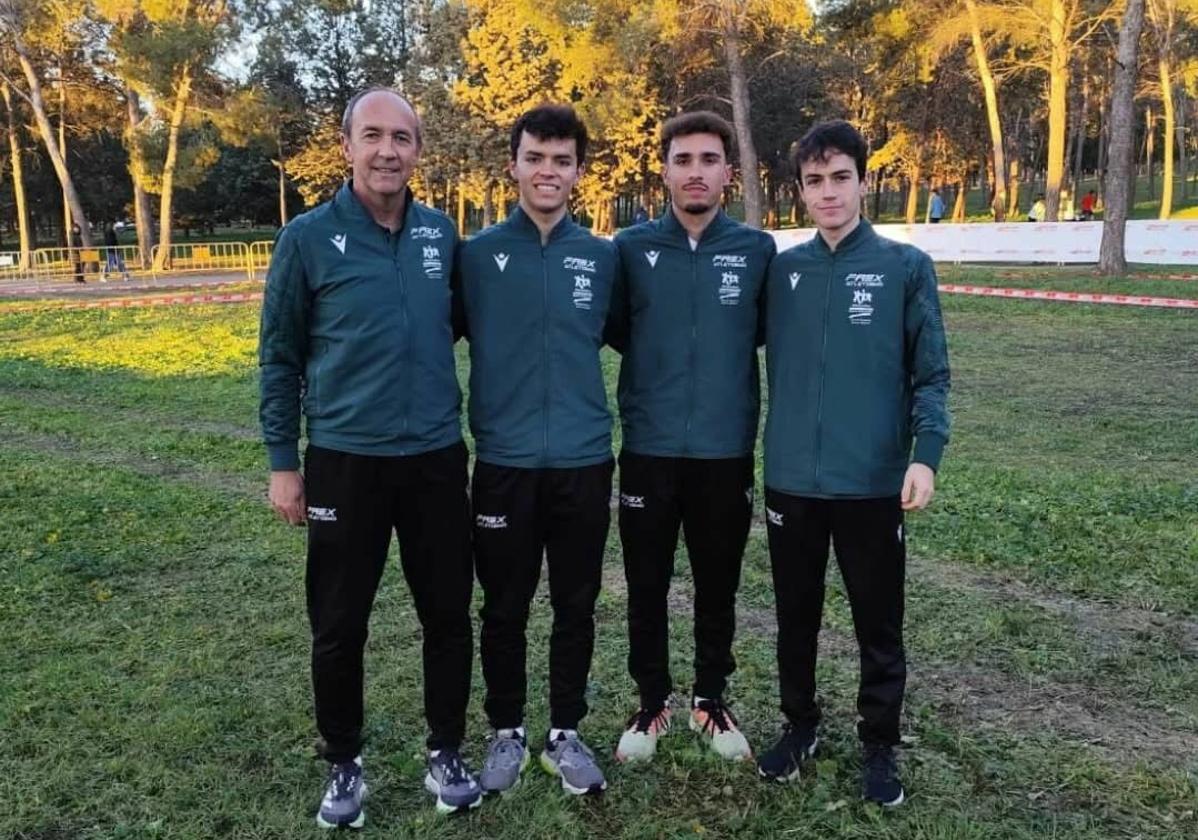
480,728,529,794
539,730,607,795
316,756,367,829
424,748,483,814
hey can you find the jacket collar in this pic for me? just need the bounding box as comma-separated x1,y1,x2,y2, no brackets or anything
811,216,875,256
659,205,733,247
506,203,574,243
335,181,416,233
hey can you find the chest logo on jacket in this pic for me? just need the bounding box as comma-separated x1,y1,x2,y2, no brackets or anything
493,253,510,272
849,289,874,325
645,250,660,268
422,245,442,278
410,226,444,240
330,233,347,255
563,256,596,273
713,254,747,269
789,272,801,290
719,273,742,305
573,275,593,310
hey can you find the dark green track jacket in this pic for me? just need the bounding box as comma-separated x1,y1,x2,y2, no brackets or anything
607,209,776,458
764,218,950,498
258,183,462,471
456,206,615,468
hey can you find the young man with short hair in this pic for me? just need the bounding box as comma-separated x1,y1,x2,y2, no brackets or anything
757,119,950,807
259,88,480,827
456,104,616,796
606,111,776,764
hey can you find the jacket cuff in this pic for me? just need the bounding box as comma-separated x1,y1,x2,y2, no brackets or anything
912,434,946,472
267,442,301,472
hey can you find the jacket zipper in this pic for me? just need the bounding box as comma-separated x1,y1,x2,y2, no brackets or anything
684,249,698,453
542,243,550,465
395,229,411,447
813,253,835,491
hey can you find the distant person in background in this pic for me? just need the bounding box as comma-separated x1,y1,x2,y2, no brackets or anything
103,224,129,281
928,188,944,223
1080,190,1097,221
1027,194,1046,223
69,223,84,283
632,203,649,225
1060,188,1075,221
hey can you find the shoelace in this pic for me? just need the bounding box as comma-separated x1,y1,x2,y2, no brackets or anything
437,751,470,785
695,699,739,735
328,763,360,799
627,706,669,734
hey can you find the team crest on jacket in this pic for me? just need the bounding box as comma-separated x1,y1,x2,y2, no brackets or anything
493,253,510,272
645,250,660,268
422,245,442,278
719,273,741,305
572,275,593,309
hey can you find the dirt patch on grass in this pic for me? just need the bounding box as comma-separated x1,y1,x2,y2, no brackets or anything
908,555,1198,660
3,429,261,500
0,386,260,442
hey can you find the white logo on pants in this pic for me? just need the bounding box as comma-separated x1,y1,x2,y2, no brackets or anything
620,493,645,509
766,507,784,527
307,506,338,522
476,514,508,529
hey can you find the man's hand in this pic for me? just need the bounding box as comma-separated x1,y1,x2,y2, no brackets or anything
269,470,307,525
901,463,935,511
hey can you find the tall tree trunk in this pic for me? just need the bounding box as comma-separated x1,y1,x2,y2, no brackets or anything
1158,54,1174,219
483,181,494,228
153,65,193,272
1097,82,1109,205
275,130,289,227
1145,105,1155,201
124,86,154,267
1100,0,1146,275
2,82,31,268
1071,73,1088,191
1008,159,1021,217
1179,91,1189,200
5,40,91,246
965,0,1006,220
58,73,70,244
722,20,763,228
952,179,966,221
456,178,466,232
1044,0,1071,221
904,166,921,223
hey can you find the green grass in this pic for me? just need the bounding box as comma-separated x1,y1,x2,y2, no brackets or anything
937,265,1198,300
1,284,1196,838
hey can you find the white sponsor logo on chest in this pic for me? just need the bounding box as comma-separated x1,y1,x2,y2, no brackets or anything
563,256,596,273
410,226,444,240
422,245,443,277
718,272,742,305
712,254,747,269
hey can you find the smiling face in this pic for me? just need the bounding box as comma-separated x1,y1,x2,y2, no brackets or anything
797,150,865,237
341,91,422,205
509,131,581,217
662,132,732,217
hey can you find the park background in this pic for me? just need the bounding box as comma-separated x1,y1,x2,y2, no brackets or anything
2,1,1198,839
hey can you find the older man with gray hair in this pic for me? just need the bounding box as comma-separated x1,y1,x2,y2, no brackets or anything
259,87,480,827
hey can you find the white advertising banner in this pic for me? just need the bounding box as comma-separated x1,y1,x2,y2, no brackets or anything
768,220,1198,265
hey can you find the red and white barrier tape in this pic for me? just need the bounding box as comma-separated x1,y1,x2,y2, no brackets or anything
938,284,1198,309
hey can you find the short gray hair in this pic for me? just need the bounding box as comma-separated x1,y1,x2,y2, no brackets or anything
340,87,423,145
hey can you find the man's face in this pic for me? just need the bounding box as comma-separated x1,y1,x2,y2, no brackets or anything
663,133,732,216
509,131,581,216
797,150,864,235
341,91,422,202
